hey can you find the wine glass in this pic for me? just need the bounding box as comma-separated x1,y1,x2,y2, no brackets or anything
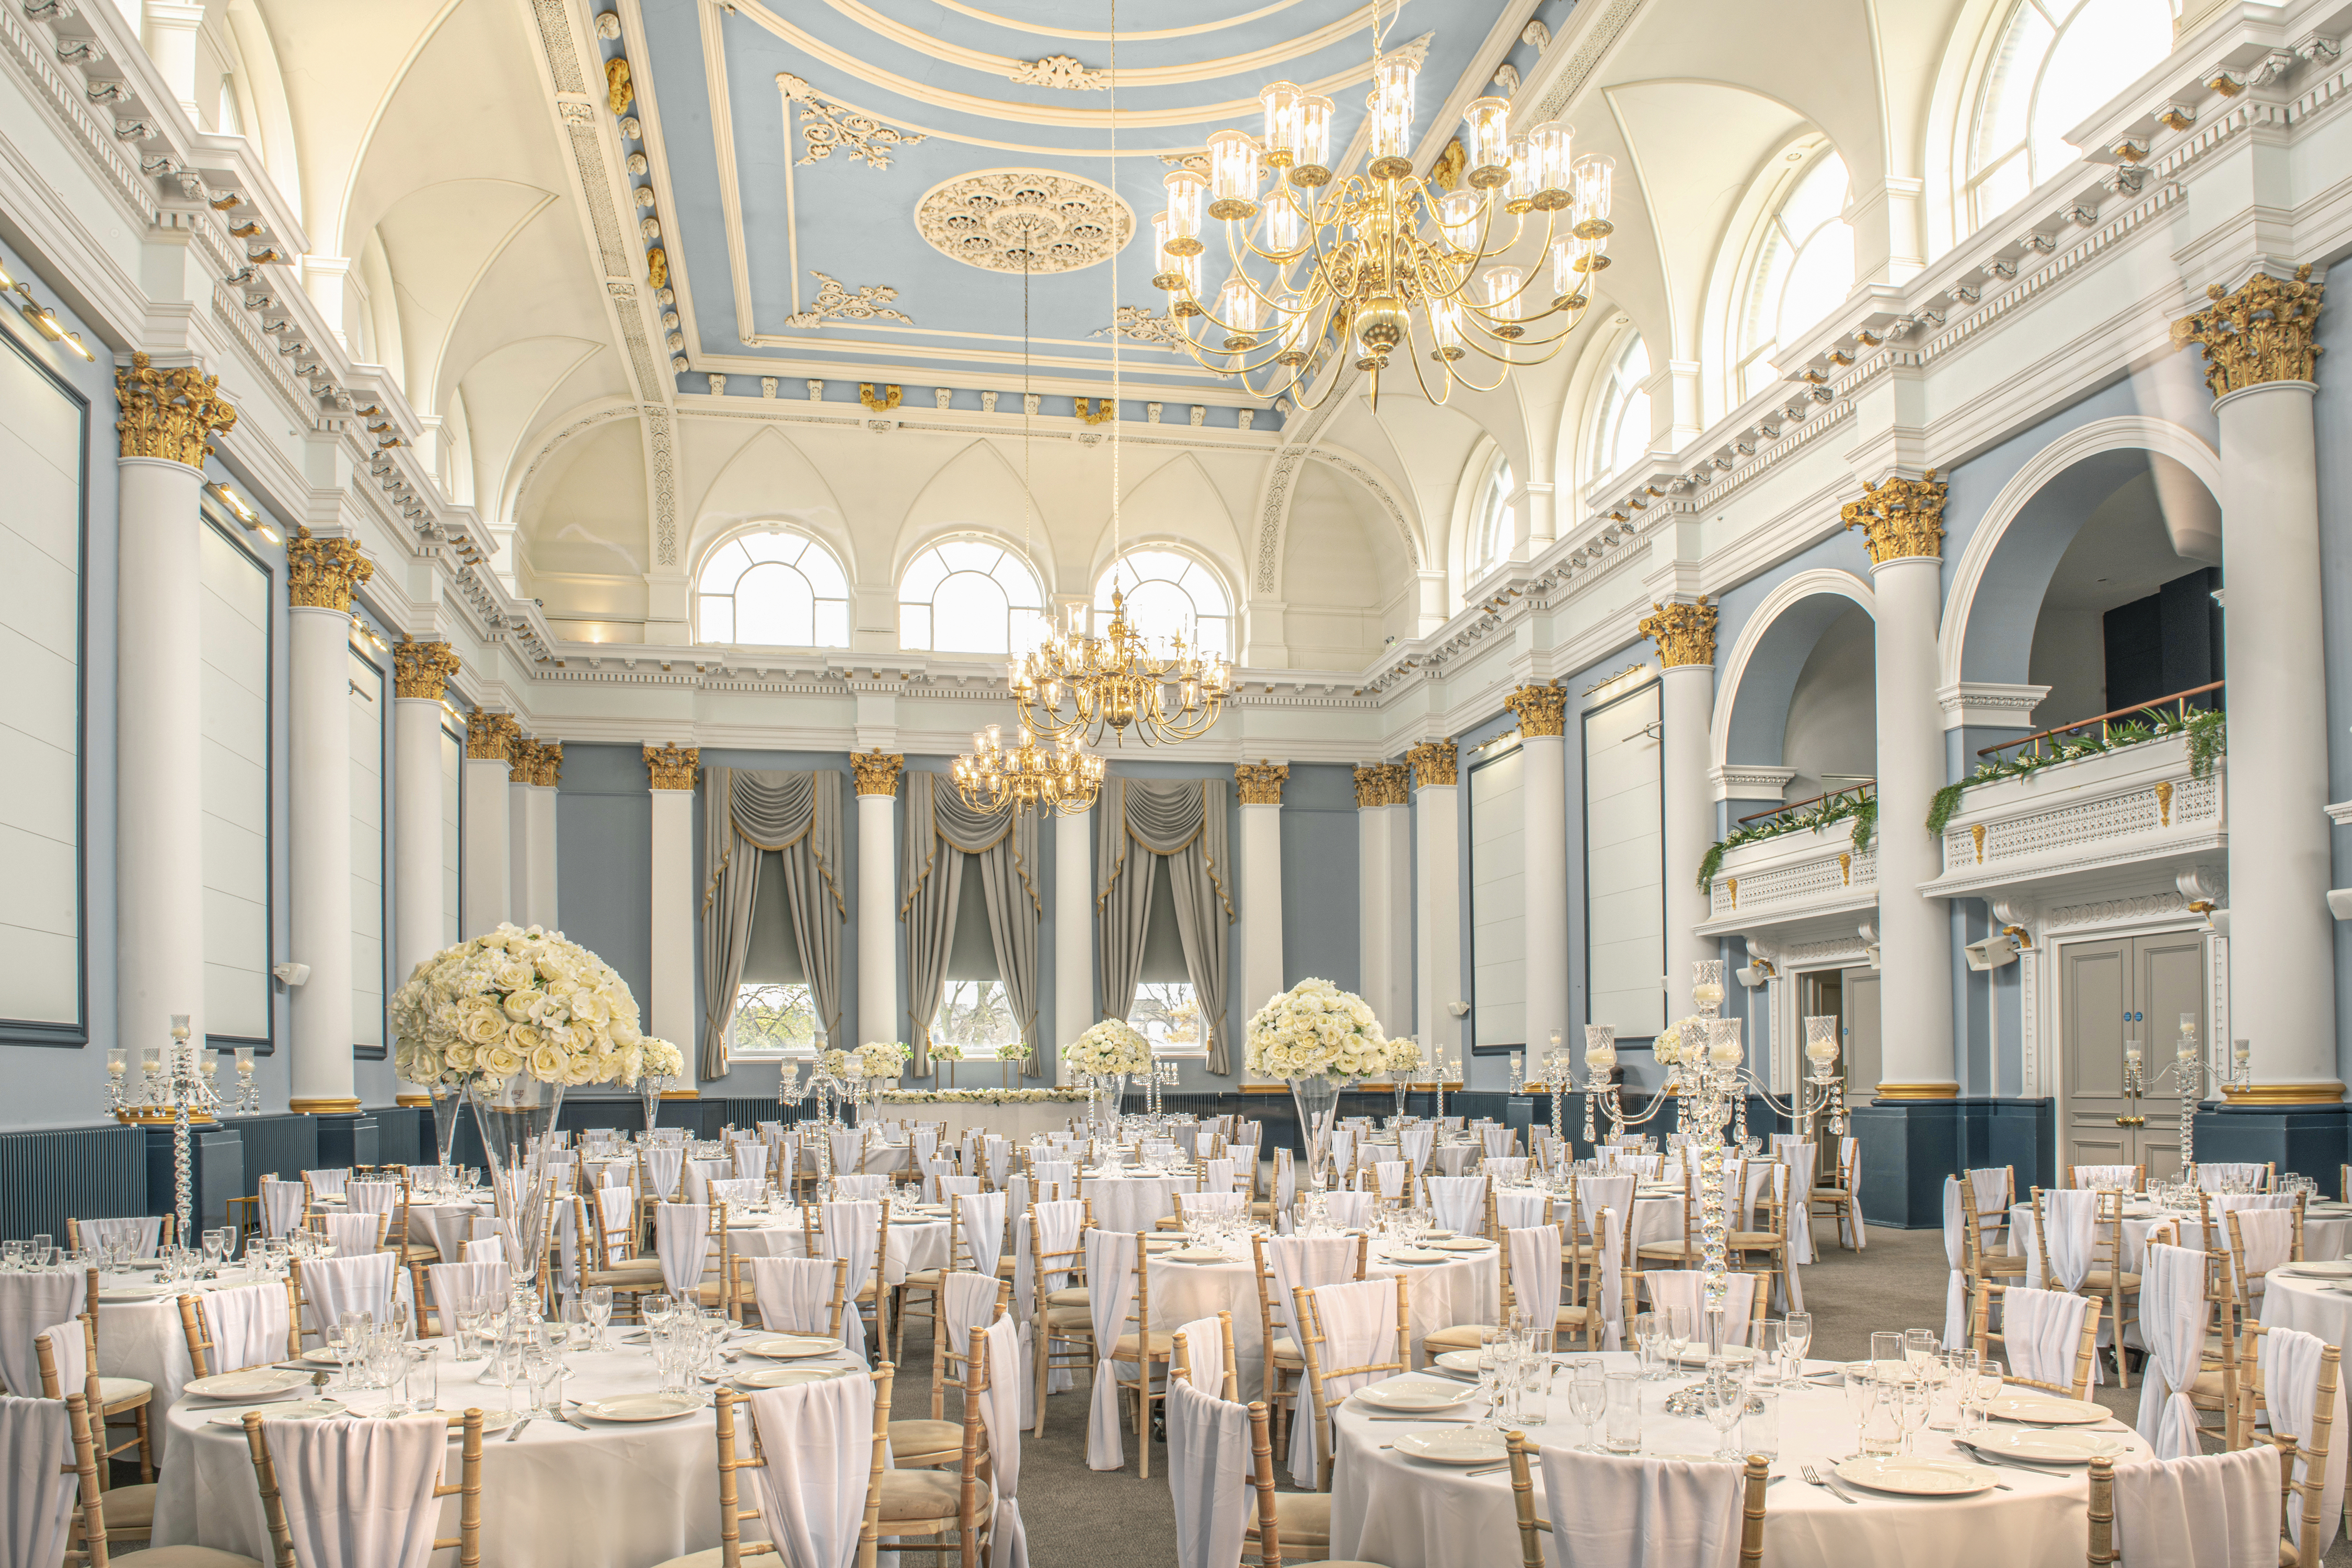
1896,1373,1932,1455
1701,1360,1748,1458
1973,1359,2005,1432
1632,1311,1661,1380
1783,1311,1813,1376
332,1310,370,1392
1843,1367,1881,1443
1565,1363,1606,1452
1660,1305,1692,1376
1903,1328,1939,1378
1753,1321,1785,1392
581,1285,614,1351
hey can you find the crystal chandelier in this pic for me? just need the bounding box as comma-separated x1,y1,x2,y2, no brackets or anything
1154,3,1613,409
952,721,1106,816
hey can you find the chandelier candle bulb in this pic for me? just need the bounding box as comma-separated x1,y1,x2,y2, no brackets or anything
1484,267,1526,334
1207,130,1263,218
1264,195,1305,255
1462,97,1513,183
1150,212,1182,289
1573,156,1616,235
1504,137,1539,212
1437,188,1482,249
1163,169,1206,253
1584,1025,1617,1072
1369,55,1417,175
1290,95,1334,183
1529,122,1575,205
1260,80,1302,165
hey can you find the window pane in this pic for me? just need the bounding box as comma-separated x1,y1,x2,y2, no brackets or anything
1970,153,2031,227
2030,0,2169,183
1130,981,1204,1053
900,603,932,650
1193,615,1231,660
1737,225,1791,365
731,981,815,1053
737,562,815,645
740,531,800,565
814,598,848,648
1778,224,1856,346
1122,579,1197,645
989,552,1043,606
700,596,734,644
799,544,848,597
1011,607,1050,655
901,550,948,601
1777,153,1848,241
1973,4,2053,172
939,539,996,572
933,979,1022,1056
1608,389,1650,476
932,571,1013,653
1619,337,1651,383
700,540,750,595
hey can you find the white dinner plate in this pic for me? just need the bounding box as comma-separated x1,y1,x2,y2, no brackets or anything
1971,1426,2131,1463
1434,1350,1486,1374
1673,1345,1757,1366
1834,1457,1997,1497
97,1284,176,1301
301,1347,348,1365
2278,1261,2352,1278
734,1365,854,1390
1419,1230,1457,1240
576,1393,706,1423
1354,1379,1471,1412
1164,1248,1231,1263
1381,1248,1449,1264
1392,1427,1509,1465
393,1407,522,1435
205,1399,348,1427
744,1334,844,1359
1983,1394,2108,1425
185,1369,313,1401
1430,1237,1495,1252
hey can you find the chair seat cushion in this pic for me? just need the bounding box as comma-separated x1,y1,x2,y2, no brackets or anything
890,1417,986,1462
903,1269,944,1289
123,1550,265,1567
1269,1335,1301,1368
401,1244,441,1264
1422,1324,1493,1353
877,1469,996,1526
1812,1187,1851,1200
1726,1232,1782,1249
2083,1271,2141,1291
1113,1330,1174,1359
1044,1306,1093,1332
581,1264,663,1288
1044,1286,1090,1308
98,1375,153,1408
97,1480,156,1531
1243,1490,1331,1545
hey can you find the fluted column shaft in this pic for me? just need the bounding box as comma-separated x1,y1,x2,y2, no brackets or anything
853,750,903,1051
645,745,698,1060
1237,763,1288,1018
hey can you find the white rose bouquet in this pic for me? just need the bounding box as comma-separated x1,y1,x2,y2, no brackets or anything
1064,1020,1150,1077
817,1047,850,1079
1244,977,1392,1081
852,1041,909,1080
928,1041,964,1062
390,922,649,1088
1652,1016,1709,1066
1386,1035,1425,1077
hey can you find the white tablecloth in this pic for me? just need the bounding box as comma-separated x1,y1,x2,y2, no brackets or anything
1082,1174,1194,1236
2008,1203,2352,1277
1363,1138,1482,1177
1329,1353,2152,1568
2261,1270,2352,1351
1146,1244,1500,1401
150,1334,860,1565
725,1214,950,1288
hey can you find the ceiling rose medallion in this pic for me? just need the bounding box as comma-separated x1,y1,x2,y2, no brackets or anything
915,169,1135,274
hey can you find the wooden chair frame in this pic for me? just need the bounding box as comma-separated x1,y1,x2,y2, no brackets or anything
1249,1231,1368,1455
728,1251,850,1339
247,1408,484,1567
177,1283,300,1378
2065,1164,2147,1193
1968,1279,2104,1401
882,1330,996,1567
1029,1203,1095,1440
803,1198,892,1353
1171,1308,1242,1402
37,1305,154,1490
1292,1275,1412,1492
1507,1432,1768,1567
1809,1136,1861,1252
2233,1323,2341,1564
2033,1185,2138,1388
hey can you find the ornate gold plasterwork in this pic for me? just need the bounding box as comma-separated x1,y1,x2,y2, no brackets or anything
2171,263,2325,396
468,710,521,762
1638,596,1718,668
1407,740,1458,790
858,383,903,412
1970,823,1987,863
605,56,632,116
647,247,668,290
1073,397,1116,424
114,352,238,467
1505,683,1567,737
1839,471,1947,564
1431,136,1466,192
1353,762,1408,808
1838,851,1852,885
915,169,1135,275
534,742,563,788
1236,760,1289,805
785,271,915,329
1093,305,1186,348
391,637,460,700
508,736,543,786
2155,779,2174,827
286,525,374,610
645,743,700,791
852,747,904,797
1009,54,1107,90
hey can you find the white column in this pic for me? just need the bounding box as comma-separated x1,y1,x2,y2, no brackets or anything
1870,547,1957,1097
1356,766,1398,1034
508,746,534,928
1383,789,1412,1027
286,529,372,1113
1410,743,1462,1058
461,715,513,935
853,751,902,1051
1661,665,1715,984
645,745,698,1059
1511,689,1570,1057
141,1,205,120
2216,375,2337,1094
117,454,210,1057
1237,764,1288,1019
525,777,559,929
1054,805,1092,1083
391,641,456,1102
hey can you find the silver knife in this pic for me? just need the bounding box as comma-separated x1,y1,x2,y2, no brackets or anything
503,1415,534,1442
561,1403,591,1431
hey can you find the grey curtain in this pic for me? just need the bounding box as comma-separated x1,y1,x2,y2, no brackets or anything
901,773,1042,1075
1096,779,1236,1075
699,768,846,1079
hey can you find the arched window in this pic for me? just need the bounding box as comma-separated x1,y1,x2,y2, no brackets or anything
1588,333,1651,488
1965,0,2170,231
1463,453,1514,595
1733,148,1854,404
1094,548,1232,659
899,536,1046,654
695,527,850,647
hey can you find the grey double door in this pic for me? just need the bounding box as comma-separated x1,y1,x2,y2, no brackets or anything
2059,931,2206,1181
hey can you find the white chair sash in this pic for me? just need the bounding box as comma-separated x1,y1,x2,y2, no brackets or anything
2036,1189,2100,1291
1172,1315,1228,1401
1399,1125,1434,1175
321,1212,384,1256
1539,1446,1746,1568
1641,1270,1755,1347
304,1169,350,1198
77,1216,163,1258
1506,1224,1563,1333
833,1174,891,1202
1199,1158,1235,1195
423,1262,509,1328
343,1182,399,1217
1286,1278,1398,1486
1165,1375,1251,1568
1496,1189,1550,1231
0,1274,82,1396
654,1203,715,1297
2112,1446,2280,1568
979,1313,1028,1568
742,1255,852,1355
2135,1243,2209,1458
957,1191,1007,1280
744,1376,874,1568
1320,1190,1373,1230
1483,1156,1529,1185
260,1178,305,1240
2257,1323,2349,1555
643,1147,685,1202
1085,1230,1142,1471
1426,1175,1488,1236
1941,1178,1969,1351
36,1321,85,1397
201,1281,292,1375
1836,1136,1868,1248
267,1413,448,1568
0,1394,78,1568
817,1202,882,1361
299,1251,399,1334
2196,1163,2269,1192
2000,1285,2090,1392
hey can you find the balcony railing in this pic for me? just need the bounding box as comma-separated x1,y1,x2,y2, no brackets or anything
1976,682,2222,767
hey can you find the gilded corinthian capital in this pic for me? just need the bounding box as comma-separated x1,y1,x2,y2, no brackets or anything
1839,472,1947,565
114,351,237,467
1639,596,1719,667
392,637,461,701
1235,760,1289,805
1406,740,1458,789
467,709,521,762
2172,263,2324,396
645,742,699,791
286,525,375,610
1353,763,1409,808
1505,683,1567,737
507,736,544,786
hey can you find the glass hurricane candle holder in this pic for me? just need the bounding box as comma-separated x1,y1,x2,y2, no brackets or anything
1692,960,1726,1018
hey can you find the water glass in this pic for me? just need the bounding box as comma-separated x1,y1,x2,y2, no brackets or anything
1903,1328,1939,1377
333,1311,370,1390
1896,1373,1932,1454
1783,1311,1812,1369
1602,1370,1644,1454
1869,1330,1904,1377
1743,1389,1781,1460
1753,1321,1785,1390
1515,1356,1552,1425
1659,1306,1692,1374
404,1344,440,1416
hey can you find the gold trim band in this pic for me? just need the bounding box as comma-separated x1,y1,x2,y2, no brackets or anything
288,1097,363,1115
117,1109,216,1125
1874,1082,1961,1101
2219,1082,2347,1106
395,1094,431,1107
658,1089,700,1100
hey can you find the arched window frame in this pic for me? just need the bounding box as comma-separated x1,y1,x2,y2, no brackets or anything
1721,140,1855,410
1092,544,1236,659
896,532,1050,655
1583,331,1652,494
1458,448,1514,603
692,523,852,648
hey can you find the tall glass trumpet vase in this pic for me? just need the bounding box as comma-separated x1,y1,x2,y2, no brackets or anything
466,1073,566,1316
1289,1076,1349,1193
638,1073,667,1143
429,1082,468,1169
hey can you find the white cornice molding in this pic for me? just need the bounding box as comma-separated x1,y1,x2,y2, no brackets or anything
1938,682,2052,732
1711,765,1798,803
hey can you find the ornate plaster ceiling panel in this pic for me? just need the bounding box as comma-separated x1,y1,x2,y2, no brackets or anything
915,169,1136,274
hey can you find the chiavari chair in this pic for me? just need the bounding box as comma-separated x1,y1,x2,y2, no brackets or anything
36,1318,156,1548
1171,1308,1243,1403
878,1331,996,1565
1968,1279,2104,1401
1292,1275,1411,1494
1506,1432,1769,1568
1810,1135,1862,1251
1249,1231,1367,1455
2034,1185,2139,1388
245,1409,485,1568
176,1281,301,1378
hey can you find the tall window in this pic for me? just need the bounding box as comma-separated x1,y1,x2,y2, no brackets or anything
1733,149,1854,404
1965,0,2170,230
1463,453,1514,596
1131,981,1204,1056
1094,549,1231,659
1588,333,1651,488
695,527,850,647
728,847,821,1056
899,537,1046,654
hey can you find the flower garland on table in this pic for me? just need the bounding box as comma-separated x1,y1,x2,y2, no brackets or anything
1064,1020,1151,1077
852,1042,909,1080
390,922,654,1088
1245,977,1393,1080
876,1087,1093,1104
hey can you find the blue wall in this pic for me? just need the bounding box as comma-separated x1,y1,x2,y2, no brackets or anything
2317,257,2352,1086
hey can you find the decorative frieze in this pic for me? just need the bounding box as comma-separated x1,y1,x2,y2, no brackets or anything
1840,471,1947,564
114,351,236,467
467,709,521,762
1638,596,1717,667
1505,683,1567,737
1235,760,1289,805
644,742,699,791
2171,263,2324,395
1406,740,1458,790
391,637,460,701
286,525,374,610
851,747,904,797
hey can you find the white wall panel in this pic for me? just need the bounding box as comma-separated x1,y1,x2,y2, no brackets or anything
1585,685,1664,1039
1470,747,1525,1050
350,651,386,1053
200,524,271,1040
441,725,464,950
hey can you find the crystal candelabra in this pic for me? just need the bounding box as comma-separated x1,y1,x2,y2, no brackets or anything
2120,1013,2207,1171
226,1046,262,1115
1431,1045,1460,1123
1145,1059,1180,1116
1541,1030,1573,1158
105,1016,220,1245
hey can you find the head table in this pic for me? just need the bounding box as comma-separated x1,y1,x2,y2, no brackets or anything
1328,1353,2151,1568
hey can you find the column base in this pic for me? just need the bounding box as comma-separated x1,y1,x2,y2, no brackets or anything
2192,1100,2352,1179
1874,1082,1961,1101
1848,1098,1965,1228
395,1093,431,1108
2218,1082,2346,1106
288,1097,362,1115
312,1112,379,1169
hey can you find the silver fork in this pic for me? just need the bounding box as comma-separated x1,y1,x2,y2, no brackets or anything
1800,1463,1857,1504
503,1414,534,1443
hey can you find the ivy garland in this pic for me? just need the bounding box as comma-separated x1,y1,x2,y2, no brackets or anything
1696,789,1875,894
1922,705,2227,836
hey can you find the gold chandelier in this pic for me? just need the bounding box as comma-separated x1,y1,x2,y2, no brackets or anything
952,722,1106,816
1010,590,1232,748
1154,5,1613,408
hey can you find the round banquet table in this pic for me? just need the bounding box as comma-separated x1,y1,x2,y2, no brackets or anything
724,1210,949,1287
1146,1239,1501,1402
149,1333,863,1565
2008,1202,2352,1275
2261,1266,2352,1346
1080,1172,1195,1235
1328,1354,2152,1568
1361,1137,1482,1177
